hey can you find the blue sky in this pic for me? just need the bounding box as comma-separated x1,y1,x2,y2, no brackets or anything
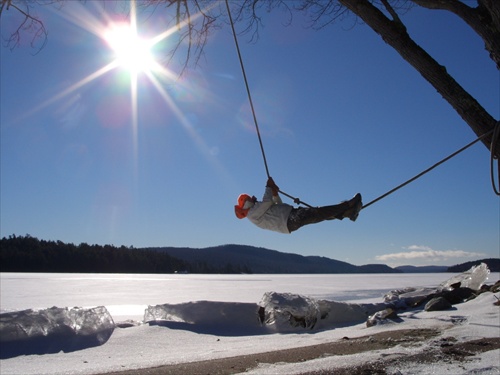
1,1,498,267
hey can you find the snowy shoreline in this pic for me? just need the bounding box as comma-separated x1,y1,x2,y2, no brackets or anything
4,294,497,375
98,293,500,375
99,325,500,375
1,271,499,375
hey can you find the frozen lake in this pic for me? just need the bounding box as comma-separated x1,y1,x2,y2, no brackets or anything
3,272,498,321
1,271,499,375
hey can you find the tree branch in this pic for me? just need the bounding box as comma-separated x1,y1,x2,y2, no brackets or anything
412,0,500,69
339,0,499,156
2,1,48,53
380,0,406,31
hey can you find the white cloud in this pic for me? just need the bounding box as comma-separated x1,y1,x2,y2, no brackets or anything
376,245,485,262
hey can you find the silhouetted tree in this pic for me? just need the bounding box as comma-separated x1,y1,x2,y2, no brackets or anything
0,235,189,273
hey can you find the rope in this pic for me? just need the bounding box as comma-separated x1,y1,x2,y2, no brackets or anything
225,0,498,209
225,0,269,177
362,129,496,209
490,121,500,196
225,0,312,208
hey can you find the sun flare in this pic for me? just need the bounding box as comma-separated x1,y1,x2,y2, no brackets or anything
27,0,199,178
104,23,156,75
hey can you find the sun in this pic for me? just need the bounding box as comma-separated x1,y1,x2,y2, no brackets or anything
104,23,157,75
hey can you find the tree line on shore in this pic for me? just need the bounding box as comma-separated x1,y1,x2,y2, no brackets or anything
0,235,250,274
1,235,497,274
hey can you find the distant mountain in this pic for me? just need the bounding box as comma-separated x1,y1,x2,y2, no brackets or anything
395,265,449,273
3,235,496,275
447,258,500,273
358,264,403,273
147,244,401,274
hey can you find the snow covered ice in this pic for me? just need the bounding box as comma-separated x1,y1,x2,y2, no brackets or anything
143,292,387,334
144,301,264,335
0,266,498,375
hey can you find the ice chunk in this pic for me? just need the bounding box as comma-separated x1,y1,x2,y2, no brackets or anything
439,263,490,291
144,304,186,323
316,299,388,328
258,292,321,330
144,301,263,335
384,287,437,308
144,301,259,325
257,292,387,331
366,307,399,327
0,306,114,358
144,296,385,334
383,264,491,309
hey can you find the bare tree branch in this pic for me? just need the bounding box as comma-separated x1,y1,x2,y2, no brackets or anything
380,0,406,31
1,0,48,53
296,0,350,30
412,0,500,68
338,0,499,155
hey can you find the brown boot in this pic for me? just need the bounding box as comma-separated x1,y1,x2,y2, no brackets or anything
343,194,362,221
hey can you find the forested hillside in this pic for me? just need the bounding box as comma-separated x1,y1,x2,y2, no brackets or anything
149,245,398,274
1,235,496,274
448,258,500,273
0,235,188,274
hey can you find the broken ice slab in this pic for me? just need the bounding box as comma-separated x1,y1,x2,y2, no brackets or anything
258,292,386,331
0,306,115,358
439,262,490,291
384,263,491,309
144,301,264,335
258,292,321,330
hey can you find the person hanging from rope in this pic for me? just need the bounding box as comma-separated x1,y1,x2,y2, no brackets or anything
234,177,362,233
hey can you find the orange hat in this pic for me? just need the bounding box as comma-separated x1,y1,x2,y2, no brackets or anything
235,194,254,219
237,194,252,208
234,205,249,219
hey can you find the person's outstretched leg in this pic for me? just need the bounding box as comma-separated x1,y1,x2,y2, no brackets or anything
287,194,361,232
